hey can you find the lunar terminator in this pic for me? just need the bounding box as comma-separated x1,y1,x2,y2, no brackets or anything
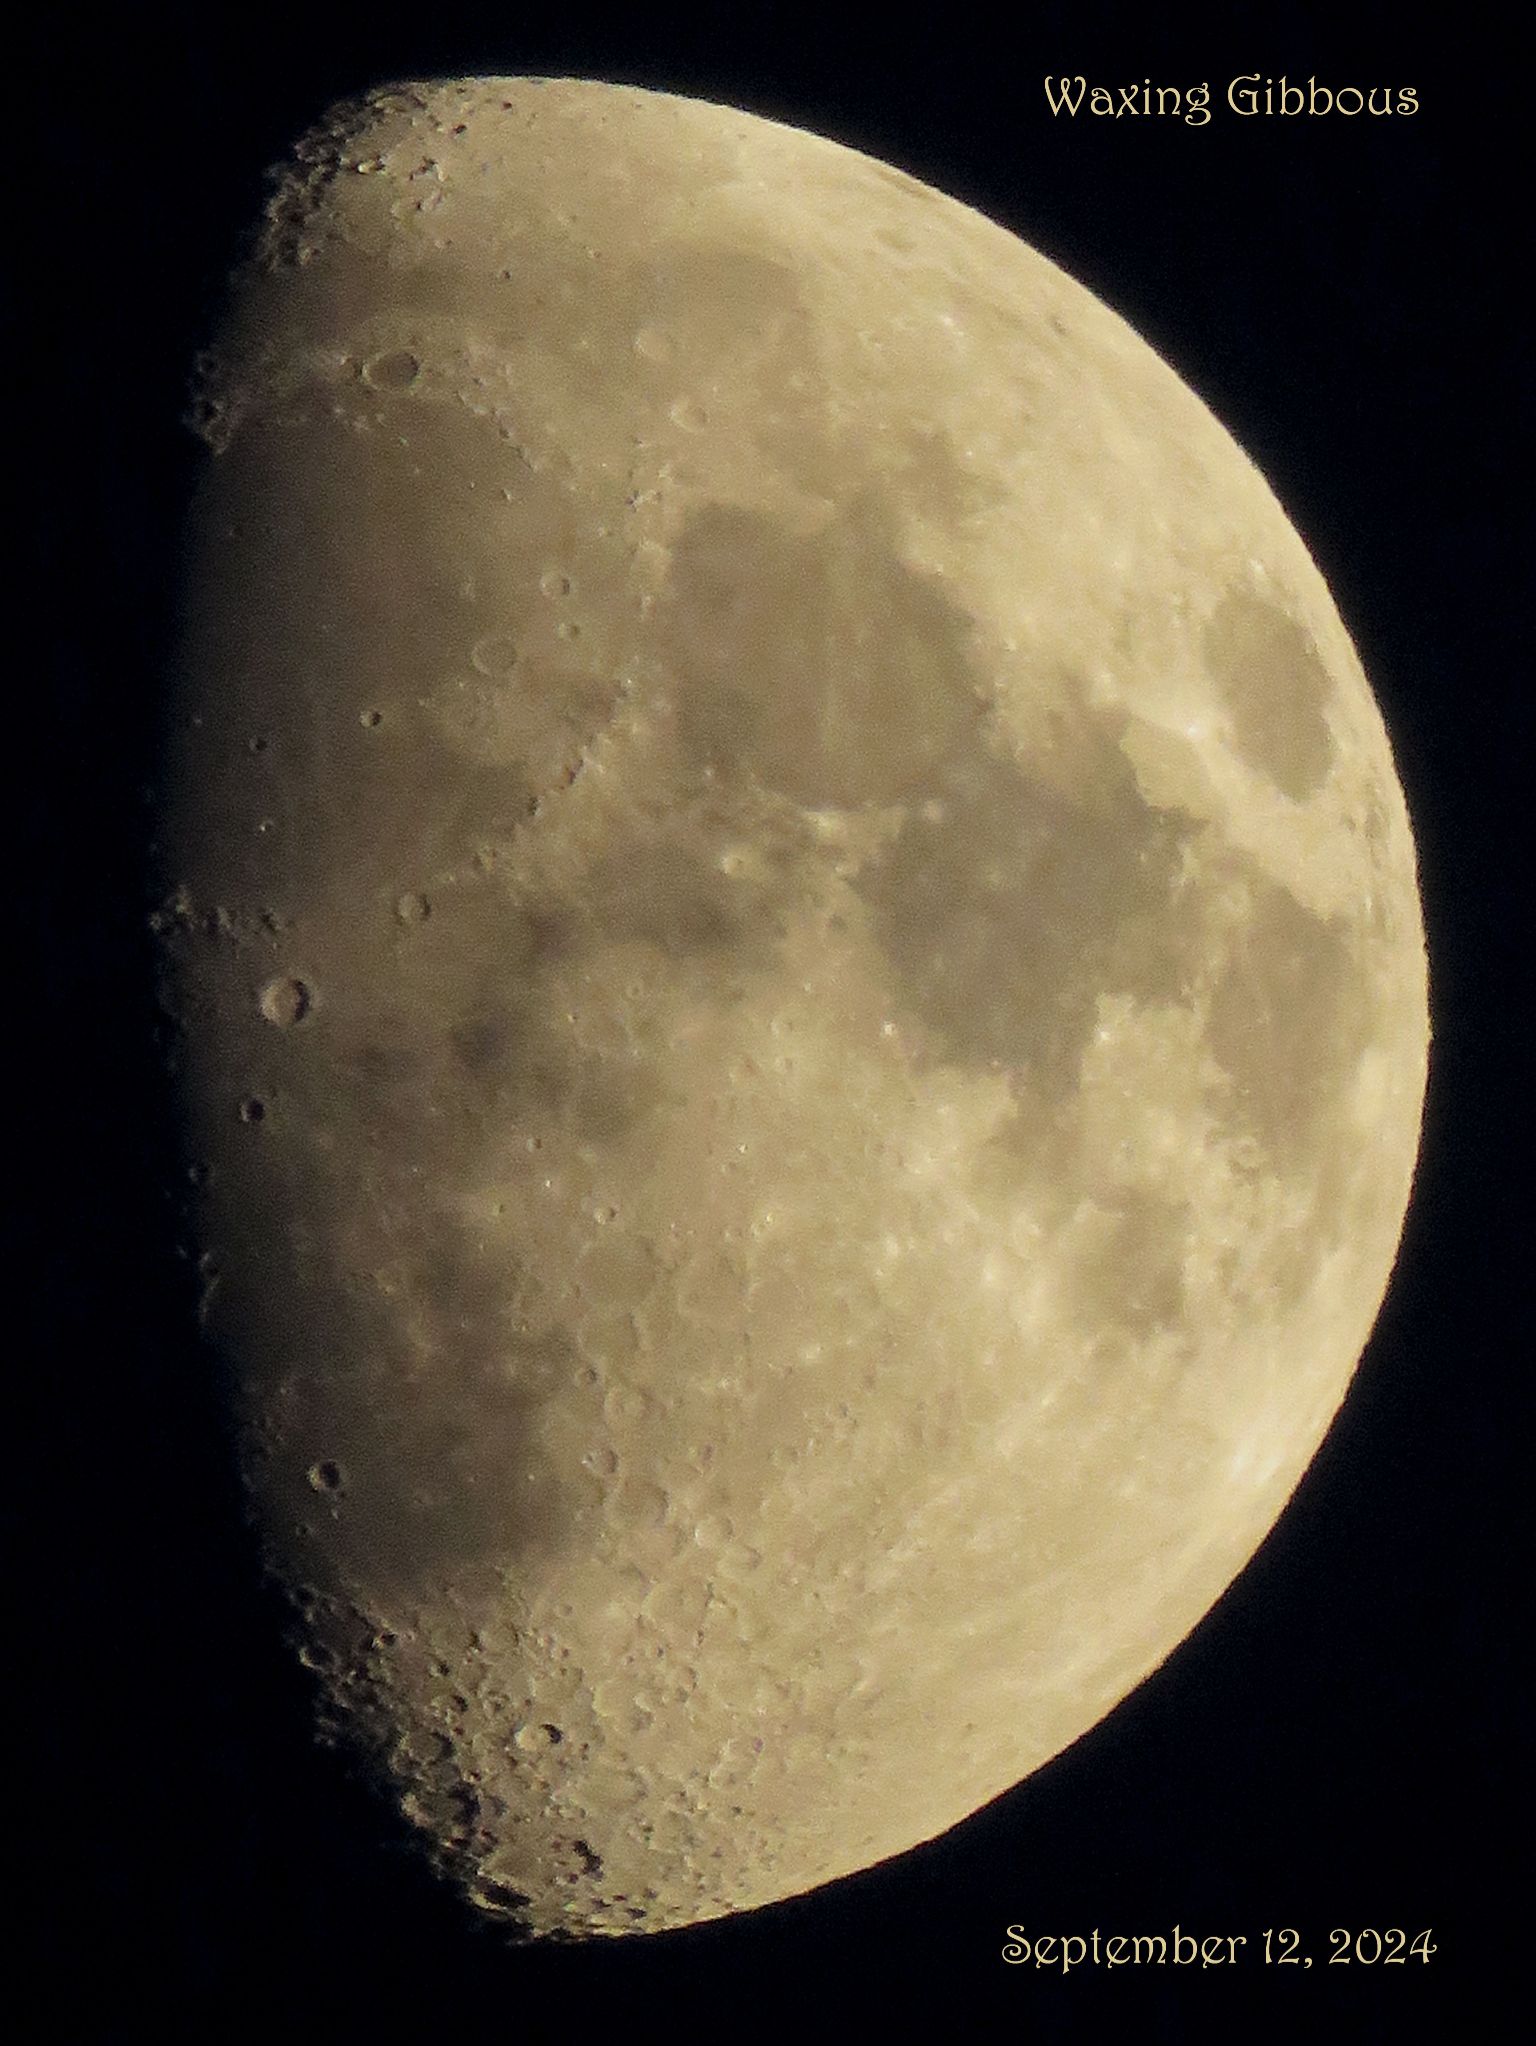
157,76,1428,1937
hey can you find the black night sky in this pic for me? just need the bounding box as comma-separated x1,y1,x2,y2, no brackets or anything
14,6,1525,2038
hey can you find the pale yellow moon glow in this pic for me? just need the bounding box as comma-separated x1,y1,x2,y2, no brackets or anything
156,76,1428,1938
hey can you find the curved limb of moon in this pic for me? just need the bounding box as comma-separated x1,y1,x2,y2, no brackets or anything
158,76,1428,1937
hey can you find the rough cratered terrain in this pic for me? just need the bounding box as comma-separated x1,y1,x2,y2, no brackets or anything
156,76,1428,1937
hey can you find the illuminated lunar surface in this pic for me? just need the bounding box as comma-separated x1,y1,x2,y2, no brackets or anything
156,76,1428,1938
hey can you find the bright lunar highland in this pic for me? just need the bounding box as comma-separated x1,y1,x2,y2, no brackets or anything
156,76,1429,1938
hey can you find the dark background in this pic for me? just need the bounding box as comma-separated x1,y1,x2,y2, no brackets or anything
14,5,1524,2037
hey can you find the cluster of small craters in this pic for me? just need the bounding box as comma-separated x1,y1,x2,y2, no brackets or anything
361,348,422,391
252,83,437,271
148,881,332,1168
148,883,287,949
160,74,1427,1941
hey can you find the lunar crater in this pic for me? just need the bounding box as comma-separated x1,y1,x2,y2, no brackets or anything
161,74,1428,1941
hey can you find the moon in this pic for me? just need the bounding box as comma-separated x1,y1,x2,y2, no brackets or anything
155,75,1428,1939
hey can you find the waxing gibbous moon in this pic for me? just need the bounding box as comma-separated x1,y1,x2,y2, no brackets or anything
155,76,1428,1938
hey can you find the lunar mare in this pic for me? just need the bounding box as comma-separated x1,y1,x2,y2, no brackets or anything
157,77,1428,1937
